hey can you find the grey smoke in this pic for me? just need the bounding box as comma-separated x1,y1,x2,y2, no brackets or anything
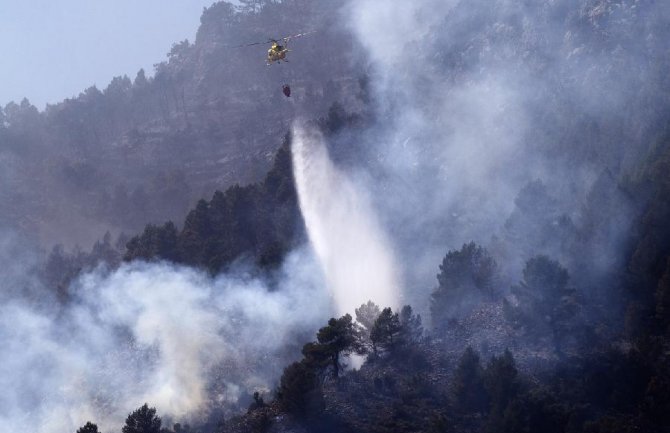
338,0,663,313
1,0,667,430
0,242,330,433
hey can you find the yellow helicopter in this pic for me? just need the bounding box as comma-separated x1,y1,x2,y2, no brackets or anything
266,39,290,65
232,32,315,65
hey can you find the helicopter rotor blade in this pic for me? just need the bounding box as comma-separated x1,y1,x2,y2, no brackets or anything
225,31,315,48
225,38,275,48
228,41,266,48
279,30,317,41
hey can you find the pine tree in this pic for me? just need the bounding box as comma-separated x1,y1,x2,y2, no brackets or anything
355,300,381,355
76,422,99,433
305,314,363,378
484,350,519,429
399,305,424,345
370,308,402,353
452,347,488,413
431,242,498,328
505,255,579,353
355,300,381,333
277,360,323,416
122,404,162,433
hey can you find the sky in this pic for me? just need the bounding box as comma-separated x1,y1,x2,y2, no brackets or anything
0,0,220,109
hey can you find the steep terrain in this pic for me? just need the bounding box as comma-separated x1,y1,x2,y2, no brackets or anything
2,1,670,432
0,0,364,247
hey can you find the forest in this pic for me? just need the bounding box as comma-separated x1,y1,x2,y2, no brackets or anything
1,0,670,433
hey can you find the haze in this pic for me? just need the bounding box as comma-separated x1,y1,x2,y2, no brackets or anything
0,0,217,109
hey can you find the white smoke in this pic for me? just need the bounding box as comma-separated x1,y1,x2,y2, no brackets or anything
0,246,330,433
338,0,654,305
292,124,401,315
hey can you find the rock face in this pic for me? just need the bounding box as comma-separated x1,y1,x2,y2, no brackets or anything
0,0,366,247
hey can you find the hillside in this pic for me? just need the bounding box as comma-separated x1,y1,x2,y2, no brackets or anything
0,0,363,246
2,1,670,433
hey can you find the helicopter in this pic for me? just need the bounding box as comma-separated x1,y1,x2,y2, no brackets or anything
229,31,315,97
232,31,315,65
267,38,290,65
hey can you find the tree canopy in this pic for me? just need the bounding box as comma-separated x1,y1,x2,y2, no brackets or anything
122,404,162,433
431,242,498,328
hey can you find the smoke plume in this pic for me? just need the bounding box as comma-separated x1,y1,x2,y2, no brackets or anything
337,0,665,311
0,241,330,433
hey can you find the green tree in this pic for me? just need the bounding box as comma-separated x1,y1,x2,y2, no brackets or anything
123,140,302,273
172,423,194,433
301,341,331,370
452,347,488,413
484,350,519,430
237,0,266,13
370,307,402,354
134,68,148,87
122,403,162,433
76,422,99,433
504,255,579,353
90,231,122,267
306,314,363,378
430,242,498,328
355,300,381,355
178,199,213,266
124,222,179,262
277,360,323,416
399,305,424,344
4,98,41,132
355,300,381,332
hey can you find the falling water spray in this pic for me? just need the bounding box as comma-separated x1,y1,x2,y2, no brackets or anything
292,124,401,315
